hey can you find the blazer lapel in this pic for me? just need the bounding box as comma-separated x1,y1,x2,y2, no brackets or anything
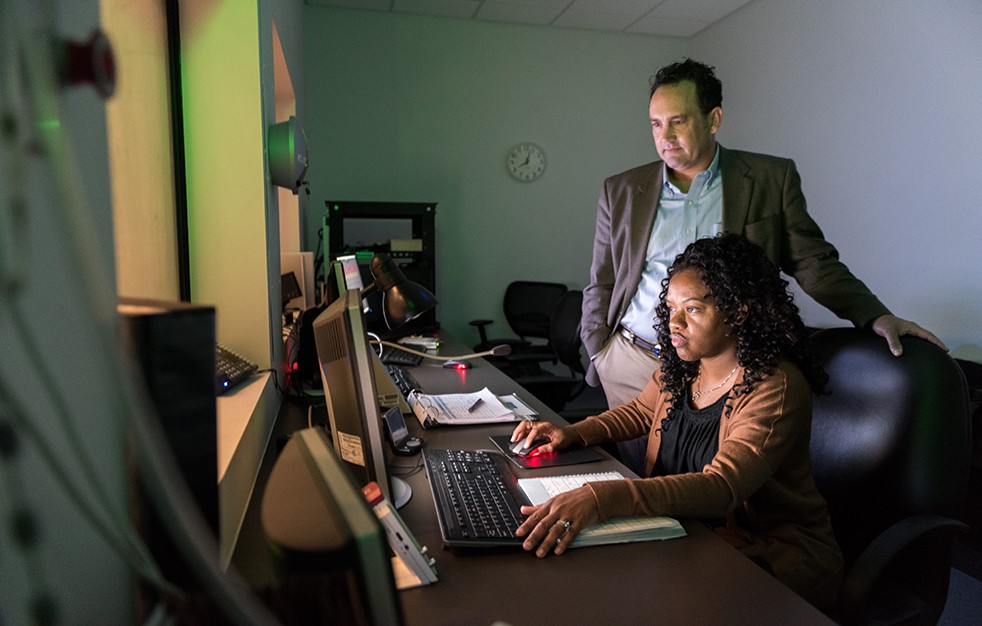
720,145,752,233
624,164,662,310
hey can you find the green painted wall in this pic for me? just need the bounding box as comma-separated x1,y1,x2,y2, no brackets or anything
302,7,686,343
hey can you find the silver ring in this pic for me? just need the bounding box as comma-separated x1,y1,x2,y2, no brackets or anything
557,519,572,533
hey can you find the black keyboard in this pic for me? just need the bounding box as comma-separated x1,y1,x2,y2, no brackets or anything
422,449,529,547
384,363,420,398
216,344,259,394
381,344,424,367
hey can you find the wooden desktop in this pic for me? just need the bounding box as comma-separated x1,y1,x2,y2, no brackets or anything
391,351,834,625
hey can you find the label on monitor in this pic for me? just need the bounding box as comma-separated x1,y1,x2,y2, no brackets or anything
337,431,366,467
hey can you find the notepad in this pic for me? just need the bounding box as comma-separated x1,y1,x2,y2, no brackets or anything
518,472,686,547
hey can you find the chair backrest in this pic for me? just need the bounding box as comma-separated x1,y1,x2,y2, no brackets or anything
809,328,971,566
549,290,586,377
503,281,568,341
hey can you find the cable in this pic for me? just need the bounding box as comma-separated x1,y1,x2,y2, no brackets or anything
371,338,513,362
0,371,179,598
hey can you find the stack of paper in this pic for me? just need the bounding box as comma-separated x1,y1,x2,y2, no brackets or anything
409,387,530,427
518,472,686,547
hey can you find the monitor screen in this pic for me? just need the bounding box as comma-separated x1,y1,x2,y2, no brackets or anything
335,254,364,291
260,427,403,625
325,254,368,308
312,288,411,507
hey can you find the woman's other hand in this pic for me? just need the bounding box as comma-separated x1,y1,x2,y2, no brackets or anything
515,488,600,557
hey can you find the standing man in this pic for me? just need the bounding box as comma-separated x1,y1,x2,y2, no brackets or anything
581,59,945,471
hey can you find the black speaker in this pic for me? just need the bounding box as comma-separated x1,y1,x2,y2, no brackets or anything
119,297,218,616
119,298,218,531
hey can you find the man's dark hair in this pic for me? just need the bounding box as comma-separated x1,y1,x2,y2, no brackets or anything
653,233,827,424
649,58,723,115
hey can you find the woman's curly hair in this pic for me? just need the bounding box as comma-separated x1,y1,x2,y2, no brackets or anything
654,234,827,420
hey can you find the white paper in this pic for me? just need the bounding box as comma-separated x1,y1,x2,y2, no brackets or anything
409,387,518,425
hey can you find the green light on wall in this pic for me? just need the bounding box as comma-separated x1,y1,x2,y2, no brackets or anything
37,118,61,131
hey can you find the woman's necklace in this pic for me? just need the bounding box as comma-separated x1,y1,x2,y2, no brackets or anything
691,365,738,401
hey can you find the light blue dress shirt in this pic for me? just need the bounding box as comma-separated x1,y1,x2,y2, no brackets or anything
619,147,723,343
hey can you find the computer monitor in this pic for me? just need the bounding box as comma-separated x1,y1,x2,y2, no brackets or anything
261,427,403,625
335,253,364,291
325,253,367,308
311,287,412,508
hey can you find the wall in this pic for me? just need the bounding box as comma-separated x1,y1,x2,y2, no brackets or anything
304,3,980,360
692,0,982,359
181,0,277,365
302,7,686,343
104,0,180,301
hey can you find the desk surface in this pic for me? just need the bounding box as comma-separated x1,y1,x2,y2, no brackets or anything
395,353,833,625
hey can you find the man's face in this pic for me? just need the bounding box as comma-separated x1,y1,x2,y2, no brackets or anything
648,81,721,185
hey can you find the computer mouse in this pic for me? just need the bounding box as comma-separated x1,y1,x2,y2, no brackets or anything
510,437,549,457
443,359,473,370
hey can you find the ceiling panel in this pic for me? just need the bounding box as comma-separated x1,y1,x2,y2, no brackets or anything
306,0,754,37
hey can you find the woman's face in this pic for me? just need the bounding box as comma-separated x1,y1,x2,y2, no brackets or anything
665,268,737,363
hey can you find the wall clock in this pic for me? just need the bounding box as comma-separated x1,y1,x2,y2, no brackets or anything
506,142,546,182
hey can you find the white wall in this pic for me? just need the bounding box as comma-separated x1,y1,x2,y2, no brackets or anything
692,0,982,359
303,3,980,360
302,7,686,344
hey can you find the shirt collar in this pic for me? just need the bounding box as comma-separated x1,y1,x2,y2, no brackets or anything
661,144,721,197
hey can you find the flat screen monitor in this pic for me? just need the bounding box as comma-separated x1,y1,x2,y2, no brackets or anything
311,288,412,508
325,253,368,308
336,253,365,291
261,427,403,625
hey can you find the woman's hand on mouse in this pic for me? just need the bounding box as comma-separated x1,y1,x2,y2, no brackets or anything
509,421,577,455
516,488,600,557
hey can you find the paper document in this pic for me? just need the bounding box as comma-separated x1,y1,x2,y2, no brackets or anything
497,393,538,419
409,387,519,427
518,472,686,548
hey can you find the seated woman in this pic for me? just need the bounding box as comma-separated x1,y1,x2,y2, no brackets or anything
512,233,843,610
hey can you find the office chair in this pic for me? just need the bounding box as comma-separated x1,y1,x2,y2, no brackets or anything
469,281,568,371
808,328,971,625
507,290,609,421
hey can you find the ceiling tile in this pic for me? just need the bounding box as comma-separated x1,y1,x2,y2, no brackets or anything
475,2,564,25
482,0,572,7
307,0,392,11
567,0,662,14
306,0,746,35
554,9,641,33
649,0,751,23
393,0,480,19
626,15,707,37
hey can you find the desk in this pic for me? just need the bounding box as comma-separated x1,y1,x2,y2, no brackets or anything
392,353,834,625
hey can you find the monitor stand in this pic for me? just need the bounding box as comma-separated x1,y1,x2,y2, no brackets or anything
391,476,412,509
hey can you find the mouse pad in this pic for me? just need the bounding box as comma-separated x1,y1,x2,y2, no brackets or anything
488,434,604,470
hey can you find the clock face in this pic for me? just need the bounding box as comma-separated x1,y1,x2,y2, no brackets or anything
507,143,546,182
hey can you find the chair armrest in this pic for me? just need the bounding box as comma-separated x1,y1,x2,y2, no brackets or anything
469,319,493,345
838,514,968,625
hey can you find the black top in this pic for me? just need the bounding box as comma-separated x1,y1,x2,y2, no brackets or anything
652,393,727,476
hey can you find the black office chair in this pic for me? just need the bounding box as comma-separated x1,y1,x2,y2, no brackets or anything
470,281,567,371
809,328,971,625
505,290,609,422
505,290,585,411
